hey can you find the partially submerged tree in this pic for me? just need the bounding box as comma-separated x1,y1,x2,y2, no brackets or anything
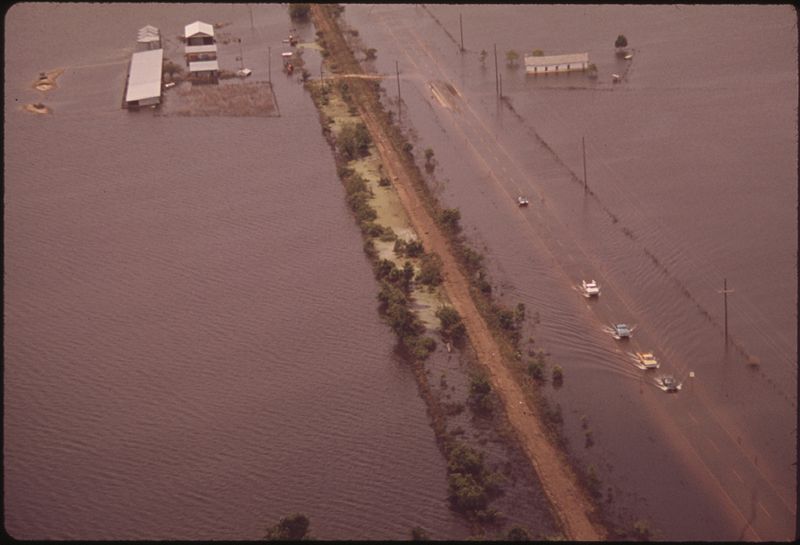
264,513,311,540
288,3,311,21
505,49,520,68
615,34,628,50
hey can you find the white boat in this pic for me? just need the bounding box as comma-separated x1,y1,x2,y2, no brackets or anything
518,196,530,207
581,279,600,297
612,73,621,83
624,53,633,60
236,68,252,78
635,352,659,369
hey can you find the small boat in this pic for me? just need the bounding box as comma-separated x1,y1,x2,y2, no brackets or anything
236,68,252,78
281,52,293,58
635,352,659,369
164,81,176,89
624,53,633,60
611,323,631,339
659,375,679,392
517,196,530,207
612,73,621,83
580,279,600,297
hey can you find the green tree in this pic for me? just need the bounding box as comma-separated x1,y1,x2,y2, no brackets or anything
337,122,371,160
416,253,443,286
507,525,532,541
530,49,544,57
505,49,520,67
288,3,311,20
552,364,564,387
438,208,461,234
615,34,628,49
264,513,311,540
436,306,466,343
410,526,431,540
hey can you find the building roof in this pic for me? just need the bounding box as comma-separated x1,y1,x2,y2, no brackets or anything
189,60,219,72
185,21,214,38
524,52,589,67
125,48,163,103
138,25,159,37
184,44,218,54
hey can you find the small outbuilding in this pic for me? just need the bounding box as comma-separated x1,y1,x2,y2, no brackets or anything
137,25,161,50
525,52,589,75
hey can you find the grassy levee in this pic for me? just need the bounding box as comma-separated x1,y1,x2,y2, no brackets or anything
310,4,608,541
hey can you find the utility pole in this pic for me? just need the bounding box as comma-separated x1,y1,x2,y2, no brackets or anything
459,13,464,52
499,73,502,98
396,60,401,122
582,136,588,193
268,46,271,84
718,278,735,346
249,5,254,30
494,44,499,97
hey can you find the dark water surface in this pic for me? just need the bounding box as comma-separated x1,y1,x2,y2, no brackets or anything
345,4,796,540
4,3,471,540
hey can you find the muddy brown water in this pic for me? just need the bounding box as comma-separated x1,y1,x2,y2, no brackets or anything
4,3,477,540
344,4,797,541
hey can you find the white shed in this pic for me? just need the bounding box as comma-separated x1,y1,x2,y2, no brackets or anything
525,53,589,75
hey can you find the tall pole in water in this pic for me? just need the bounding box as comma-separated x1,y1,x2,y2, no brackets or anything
494,44,499,97
459,13,464,52
718,278,734,346
249,5,254,30
396,60,402,122
268,46,271,84
582,136,588,194
499,73,503,98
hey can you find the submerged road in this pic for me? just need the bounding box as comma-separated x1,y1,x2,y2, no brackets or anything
354,6,795,541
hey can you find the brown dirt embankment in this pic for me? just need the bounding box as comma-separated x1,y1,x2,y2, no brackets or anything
310,5,606,541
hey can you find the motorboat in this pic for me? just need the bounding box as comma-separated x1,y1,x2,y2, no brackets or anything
624,53,633,60
635,352,659,369
611,323,631,339
580,280,600,297
518,196,530,207
659,375,679,392
236,68,252,78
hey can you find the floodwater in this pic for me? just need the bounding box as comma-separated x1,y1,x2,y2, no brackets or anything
4,3,473,540
345,4,797,541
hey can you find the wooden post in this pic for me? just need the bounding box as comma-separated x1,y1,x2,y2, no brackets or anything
459,13,464,52
719,278,734,346
494,43,499,97
396,60,401,122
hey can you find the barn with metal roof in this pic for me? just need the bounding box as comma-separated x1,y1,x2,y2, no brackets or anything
525,52,589,74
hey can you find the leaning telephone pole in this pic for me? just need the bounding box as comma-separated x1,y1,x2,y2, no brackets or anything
396,60,401,122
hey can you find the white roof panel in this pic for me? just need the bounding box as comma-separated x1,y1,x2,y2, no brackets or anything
185,44,218,54
185,21,214,38
189,60,219,72
524,52,589,67
126,48,163,103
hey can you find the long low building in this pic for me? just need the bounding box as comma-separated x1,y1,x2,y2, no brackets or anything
525,52,589,75
124,48,164,108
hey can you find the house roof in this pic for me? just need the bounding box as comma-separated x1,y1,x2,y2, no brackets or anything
185,44,218,54
189,60,219,72
125,48,163,103
185,21,214,38
524,52,589,67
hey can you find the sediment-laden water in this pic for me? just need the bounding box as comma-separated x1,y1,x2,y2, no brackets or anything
344,4,796,540
4,3,472,540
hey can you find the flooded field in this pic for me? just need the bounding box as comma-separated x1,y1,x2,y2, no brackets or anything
4,3,472,540
344,4,797,541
